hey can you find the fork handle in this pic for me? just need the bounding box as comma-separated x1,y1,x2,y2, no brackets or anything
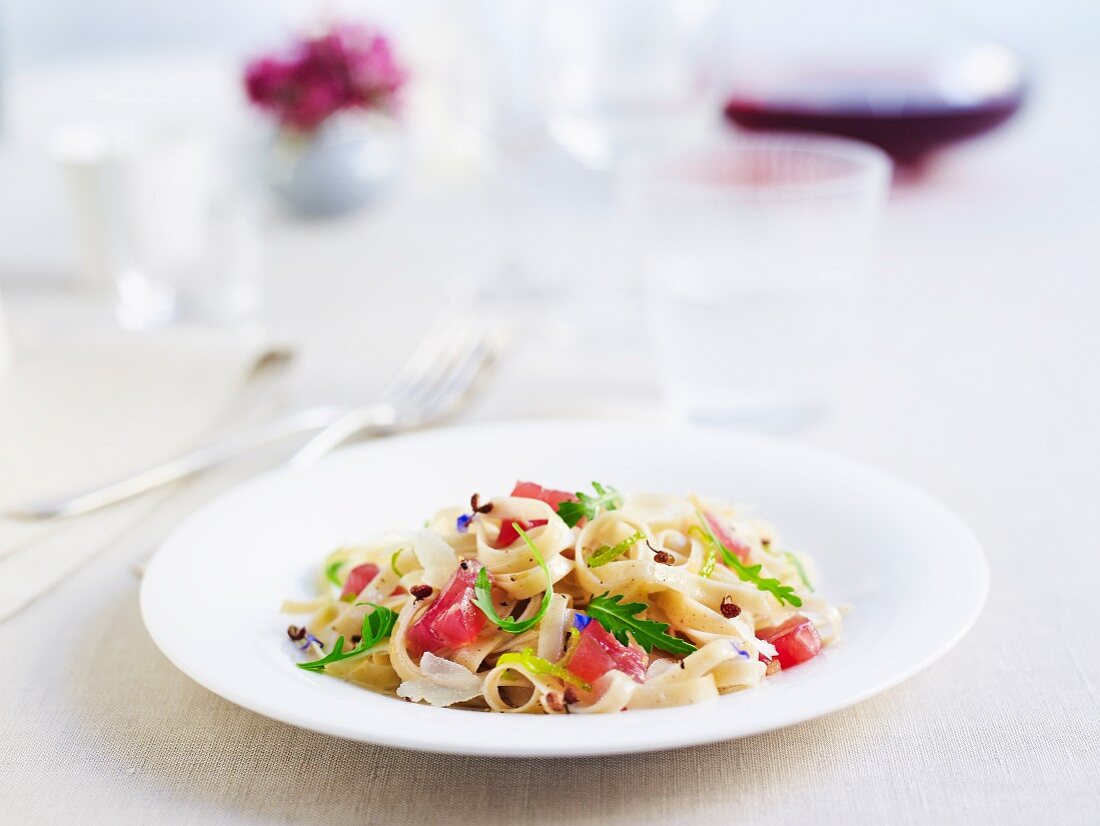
286,404,399,469
4,406,343,520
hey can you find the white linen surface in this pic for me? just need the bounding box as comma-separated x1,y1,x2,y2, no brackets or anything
0,328,277,619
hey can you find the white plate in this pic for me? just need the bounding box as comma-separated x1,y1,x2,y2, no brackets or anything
141,421,987,757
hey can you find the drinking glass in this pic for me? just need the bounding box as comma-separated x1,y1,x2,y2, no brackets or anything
541,0,722,169
623,135,891,428
56,124,262,329
722,0,1027,164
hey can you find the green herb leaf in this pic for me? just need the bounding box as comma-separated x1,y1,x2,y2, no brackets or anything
688,526,718,578
472,524,553,634
556,481,623,528
586,592,697,656
324,560,344,588
497,647,591,690
587,529,645,568
297,602,398,672
783,551,815,592
694,511,803,607
390,548,404,578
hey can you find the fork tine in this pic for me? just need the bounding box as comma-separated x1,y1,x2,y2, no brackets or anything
286,316,493,468
404,327,497,423
387,319,484,414
377,314,472,404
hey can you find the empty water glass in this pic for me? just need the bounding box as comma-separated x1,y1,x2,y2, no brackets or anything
541,0,722,169
623,135,891,429
56,124,262,329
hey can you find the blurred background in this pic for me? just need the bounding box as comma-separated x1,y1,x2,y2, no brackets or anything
0,0,1097,427
3,4,1099,813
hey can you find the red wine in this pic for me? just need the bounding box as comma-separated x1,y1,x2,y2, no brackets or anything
724,69,1026,164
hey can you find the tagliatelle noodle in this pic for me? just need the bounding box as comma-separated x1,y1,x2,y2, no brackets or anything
285,487,842,713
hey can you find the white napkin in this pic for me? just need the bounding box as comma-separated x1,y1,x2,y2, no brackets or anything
0,327,284,621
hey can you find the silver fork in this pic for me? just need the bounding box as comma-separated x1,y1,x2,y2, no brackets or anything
287,315,496,468
5,316,498,520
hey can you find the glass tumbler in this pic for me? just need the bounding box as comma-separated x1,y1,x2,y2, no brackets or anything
56,124,263,329
541,0,722,169
623,135,891,429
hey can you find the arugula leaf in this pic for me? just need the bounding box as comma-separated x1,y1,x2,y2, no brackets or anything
783,551,815,592
297,602,398,672
586,529,645,568
472,524,553,634
390,548,404,578
694,511,803,607
497,647,591,690
556,481,622,528
586,592,697,656
357,601,400,646
324,560,344,588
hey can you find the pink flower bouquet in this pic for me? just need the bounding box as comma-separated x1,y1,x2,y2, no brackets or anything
244,25,406,132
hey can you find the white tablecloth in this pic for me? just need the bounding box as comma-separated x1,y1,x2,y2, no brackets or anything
3,63,1099,825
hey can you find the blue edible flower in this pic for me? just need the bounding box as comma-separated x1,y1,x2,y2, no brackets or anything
572,612,592,631
299,633,323,652
456,514,473,533
730,641,750,659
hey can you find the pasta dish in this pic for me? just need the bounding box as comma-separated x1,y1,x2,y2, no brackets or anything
283,481,842,713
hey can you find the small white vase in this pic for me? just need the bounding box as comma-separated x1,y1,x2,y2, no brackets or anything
265,114,404,217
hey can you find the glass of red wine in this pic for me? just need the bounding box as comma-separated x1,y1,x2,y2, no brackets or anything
721,3,1028,165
